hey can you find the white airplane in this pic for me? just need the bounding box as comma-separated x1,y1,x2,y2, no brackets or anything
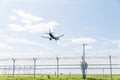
42,29,64,41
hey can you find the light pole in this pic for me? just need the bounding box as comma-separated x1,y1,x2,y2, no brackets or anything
83,44,87,61
81,44,88,79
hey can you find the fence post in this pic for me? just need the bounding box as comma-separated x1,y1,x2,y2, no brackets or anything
33,58,37,78
103,68,104,80
56,57,59,79
12,58,16,77
109,55,112,80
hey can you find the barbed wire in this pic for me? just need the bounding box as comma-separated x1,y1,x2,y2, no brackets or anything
0,56,120,61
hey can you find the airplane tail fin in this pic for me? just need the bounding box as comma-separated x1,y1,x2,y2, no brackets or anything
49,28,51,33
44,28,54,34
49,28,54,34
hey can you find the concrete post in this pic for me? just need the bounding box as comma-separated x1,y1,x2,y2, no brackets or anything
33,58,37,78
109,55,112,80
56,57,59,79
12,58,16,77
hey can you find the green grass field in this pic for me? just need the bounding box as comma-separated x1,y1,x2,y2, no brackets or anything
0,74,120,80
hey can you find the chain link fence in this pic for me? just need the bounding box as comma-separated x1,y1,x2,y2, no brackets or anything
0,55,120,79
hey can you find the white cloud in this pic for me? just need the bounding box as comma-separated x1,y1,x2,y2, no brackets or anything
8,24,26,32
1,35,37,45
8,21,58,33
10,15,16,20
85,45,93,49
24,21,58,33
113,40,120,48
71,37,96,44
0,42,11,49
8,37,37,45
14,9,43,24
40,44,47,48
9,9,59,33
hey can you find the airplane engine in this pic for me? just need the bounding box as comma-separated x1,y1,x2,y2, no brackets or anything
49,38,52,40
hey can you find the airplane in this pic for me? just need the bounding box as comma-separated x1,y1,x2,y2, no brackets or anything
42,29,64,41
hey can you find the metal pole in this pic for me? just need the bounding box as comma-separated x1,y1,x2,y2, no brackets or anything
83,44,87,61
12,58,16,77
33,58,37,78
83,44,85,61
109,55,112,80
81,44,87,79
56,57,59,79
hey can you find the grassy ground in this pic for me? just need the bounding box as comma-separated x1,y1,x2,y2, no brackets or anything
0,74,120,80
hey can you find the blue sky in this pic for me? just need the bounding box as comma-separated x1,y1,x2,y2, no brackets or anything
0,0,120,58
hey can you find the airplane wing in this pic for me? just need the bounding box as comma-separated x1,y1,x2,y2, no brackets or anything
57,34,64,38
41,36,50,38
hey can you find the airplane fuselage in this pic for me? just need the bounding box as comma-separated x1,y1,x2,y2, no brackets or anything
49,33,59,40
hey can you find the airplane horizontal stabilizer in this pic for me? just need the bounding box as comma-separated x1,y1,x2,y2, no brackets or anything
41,36,50,38
57,34,64,38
